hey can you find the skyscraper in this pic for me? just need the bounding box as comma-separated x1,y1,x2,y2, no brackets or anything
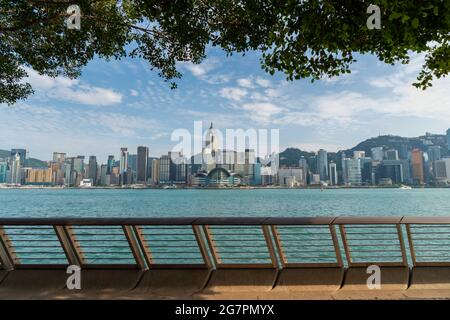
0,161,8,183
107,155,115,174
52,152,66,163
447,128,450,152
329,162,338,185
316,149,328,182
120,147,128,185
10,153,21,184
298,156,309,185
411,149,424,184
342,157,362,185
88,156,98,185
137,146,149,183
11,149,26,165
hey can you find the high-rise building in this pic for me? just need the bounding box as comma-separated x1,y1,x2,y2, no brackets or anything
371,147,384,161
411,148,425,184
120,147,128,185
342,158,362,185
52,152,66,163
10,153,22,185
0,161,7,183
379,160,404,184
151,159,160,185
298,156,309,185
107,155,115,175
428,146,442,162
24,168,53,185
316,149,328,182
435,158,450,183
11,149,26,165
88,156,98,185
353,151,365,159
386,149,399,160
277,167,305,187
137,146,149,183
329,162,338,185
447,128,450,152
99,164,108,186
159,155,171,183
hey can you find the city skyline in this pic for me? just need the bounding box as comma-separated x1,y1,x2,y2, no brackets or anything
1,49,450,162
1,127,449,188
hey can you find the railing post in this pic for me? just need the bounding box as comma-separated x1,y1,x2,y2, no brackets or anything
203,225,221,266
0,226,17,270
54,225,84,266
339,224,352,266
396,224,409,267
132,226,153,267
262,225,279,269
123,225,148,270
192,225,213,269
405,224,417,266
329,225,343,267
271,225,287,267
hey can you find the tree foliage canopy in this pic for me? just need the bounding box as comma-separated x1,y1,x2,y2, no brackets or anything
1,0,449,104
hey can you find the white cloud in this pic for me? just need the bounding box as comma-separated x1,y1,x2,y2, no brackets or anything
24,67,122,106
181,58,220,78
237,78,254,88
130,89,139,97
240,102,285,124
255,77,272,88
219,87,248,101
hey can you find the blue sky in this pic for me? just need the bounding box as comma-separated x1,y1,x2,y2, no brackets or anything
1,48,449,163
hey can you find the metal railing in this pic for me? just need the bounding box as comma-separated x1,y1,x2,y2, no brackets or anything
1,217,450,270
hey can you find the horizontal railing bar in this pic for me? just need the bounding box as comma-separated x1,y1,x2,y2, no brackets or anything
1,216,450,226
144,245,200,248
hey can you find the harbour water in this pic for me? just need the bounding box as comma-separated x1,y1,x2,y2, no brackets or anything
0,188,449,217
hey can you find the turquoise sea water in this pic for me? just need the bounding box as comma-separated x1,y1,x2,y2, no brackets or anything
0,188,449,217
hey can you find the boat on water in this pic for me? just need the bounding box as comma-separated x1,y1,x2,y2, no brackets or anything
399,184,412,190
163,185,177,189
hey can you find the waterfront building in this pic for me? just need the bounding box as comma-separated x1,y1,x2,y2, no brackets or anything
99,164,108,186
298,156,309,185
10,153,22,185
192,168,241,187
329,162,338,185
307,155,317,175
386,149,399,160
379,160,404,185
277,167,305,187
24,168,53,185
88,156,98,185
11,149,26,165
0,161,7,183
120,147,128,185
151,159,160,185
342,157,362,186
159,155,171,184
316,149,328,182
435,158,450,183
310,174,321,185
360,157,373,184
137,146,149,184
411,148,425,184
202,122,220,171
260,166,275,185
371,147,384,161
110,167,120,185
127,154,137,172
447,128,450,152
107,155,115,175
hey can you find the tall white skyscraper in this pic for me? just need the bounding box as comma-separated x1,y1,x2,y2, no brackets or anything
329,162,338,185
10,153,21,185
